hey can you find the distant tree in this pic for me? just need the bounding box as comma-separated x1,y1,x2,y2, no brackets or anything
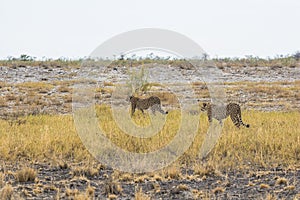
19,54,34,61
147,52,154,59
294,51,300,60
118,54,125,60
7,56,14,61
202,53,209,60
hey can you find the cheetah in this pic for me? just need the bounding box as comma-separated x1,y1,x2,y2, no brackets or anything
201,102,250,128
129,96,168,116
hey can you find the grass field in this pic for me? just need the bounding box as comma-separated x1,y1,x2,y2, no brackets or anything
1,107,299,198
1,107,299,169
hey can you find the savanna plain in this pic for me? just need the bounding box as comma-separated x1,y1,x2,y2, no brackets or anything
0,56,300,199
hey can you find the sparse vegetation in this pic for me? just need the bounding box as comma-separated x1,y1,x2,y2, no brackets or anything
0,56,299,199
0,173,4,188
71,166,99,178
1,53,299,68
104,181,123,196
135,188,151,200
0,184,14,200
0,107,299,198
127,65,149,95
176,184,189,191
212,186,225,194
276,177,288,185
260,183,270,189
15,167,37,183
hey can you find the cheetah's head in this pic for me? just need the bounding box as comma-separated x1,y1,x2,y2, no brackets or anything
126,95,132,102
200,102,210,111
127,95,135,102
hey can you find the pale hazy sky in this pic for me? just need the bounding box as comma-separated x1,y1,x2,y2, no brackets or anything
1,0,299,59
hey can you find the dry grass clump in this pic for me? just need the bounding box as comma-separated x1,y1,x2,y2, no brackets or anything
192,189,210,199
260,183,270,189
58,86,72,93
111,171,134,182
151,182,161,193
152,174,163,181
43,184,57,193
247,181,255,187
71,166,99,178
0,184,14,200
275,177,288,185
212,186,225,194
265,193,277,200
103,82,115,87
135,188,151,200
65,188,80,198
176,184,189,191
33,186,43,195
284,185,295,191
193,163,218,177
57,160,69,170
108,194,118,200
85,185,95,198
161,165,182,180
0,97,7,108
0,172,4,188
64,184,95,199
95,87,113,94
134,175,150,183
15,167,37,183
104,181,123,196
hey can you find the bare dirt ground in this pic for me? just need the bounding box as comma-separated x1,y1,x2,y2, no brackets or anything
1,162,300,199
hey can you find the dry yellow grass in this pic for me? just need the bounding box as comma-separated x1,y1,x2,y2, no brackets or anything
71,166,99,178
0,114,90,162
275,177,288,185
177,184,189,191
265,193,277,200
260,183,270,189
63,184,95,200
15,167,37,183
135,188,151,200
0,172,4,188
161,165,182,180
16,82,54,90
0,184,14,200
0,107,299,171
212,186,225,194
104,181,123,196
